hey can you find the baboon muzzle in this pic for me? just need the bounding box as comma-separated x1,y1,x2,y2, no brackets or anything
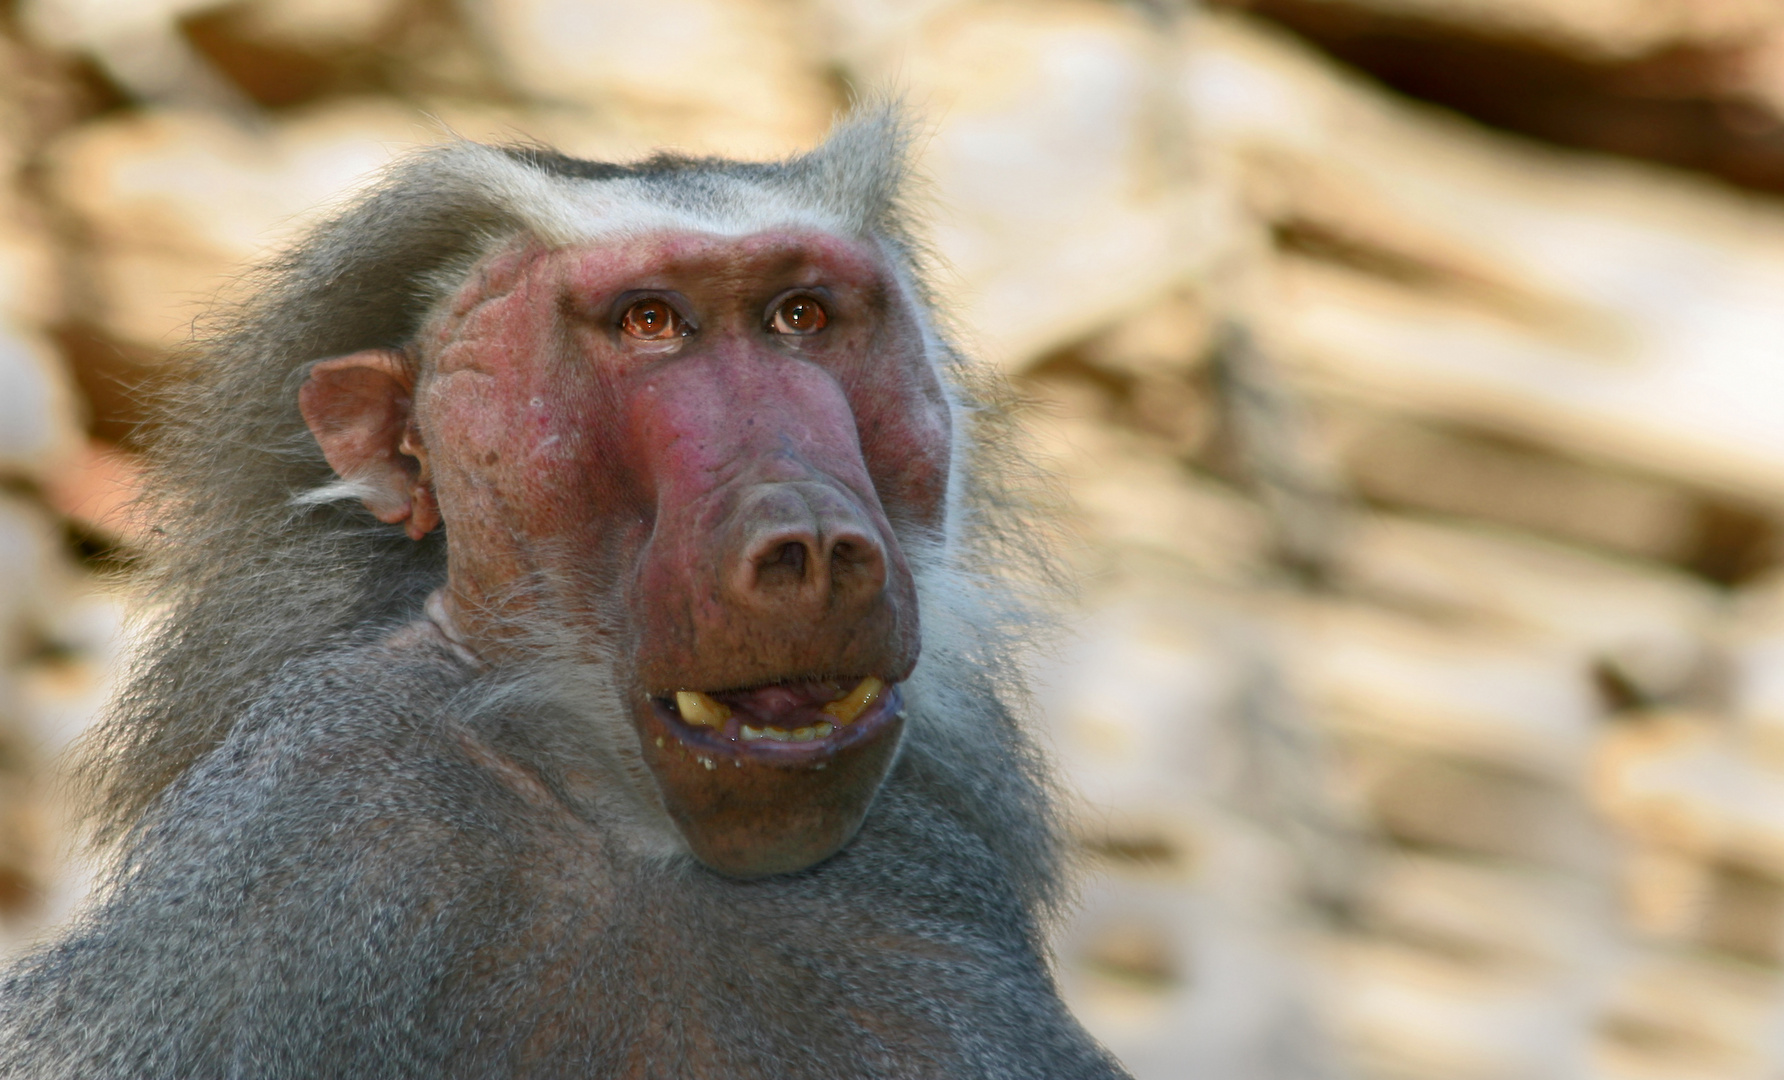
625,347,920,877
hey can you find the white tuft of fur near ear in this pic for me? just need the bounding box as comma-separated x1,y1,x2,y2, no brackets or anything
290,476,393,510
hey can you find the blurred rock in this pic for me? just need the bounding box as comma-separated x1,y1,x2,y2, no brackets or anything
173,0,414,111
20,0,254,113
221,0,407,51
43,439,144,549
1059,819,1336,1080
1074,286,1214,381
1699,863,1784,964
1231,0,1777,62
1031,407,1272,585
459,0,835,158
1334,513,1717,669
1286,603,1602,778
0,495,72,675
0,200,63,342
1596,951,1782,1080
1357,851,1607,971
45,101,434,348
1323,937,1591,1080
1326,412,1704,569
1620,843,1717,946
1351,746,1604,868
21,0,227,56
851,0,1218,369
0,324,81,483
0,494,84,943
1185,13,1784,510
1593,713,1784,881
1214,0,1784,200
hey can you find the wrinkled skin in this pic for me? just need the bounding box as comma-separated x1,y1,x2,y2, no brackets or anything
300,229,952,875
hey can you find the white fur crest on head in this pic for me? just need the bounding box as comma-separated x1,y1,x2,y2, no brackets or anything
436,108,911,248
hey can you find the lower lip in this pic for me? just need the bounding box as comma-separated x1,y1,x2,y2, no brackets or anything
648,683,904,765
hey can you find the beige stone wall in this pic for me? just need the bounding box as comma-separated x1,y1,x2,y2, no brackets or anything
8,1,1784,1076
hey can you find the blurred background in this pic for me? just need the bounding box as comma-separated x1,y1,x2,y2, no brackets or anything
8,0,1784,1076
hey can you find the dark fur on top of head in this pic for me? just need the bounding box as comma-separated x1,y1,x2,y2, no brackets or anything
76,108,1072,915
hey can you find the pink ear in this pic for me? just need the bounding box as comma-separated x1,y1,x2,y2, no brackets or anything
298,350,440,539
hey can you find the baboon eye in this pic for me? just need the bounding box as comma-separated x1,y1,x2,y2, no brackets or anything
770,296,828,335
621,299,685,340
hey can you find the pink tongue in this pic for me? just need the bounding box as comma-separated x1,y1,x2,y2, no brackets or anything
714,680,843,728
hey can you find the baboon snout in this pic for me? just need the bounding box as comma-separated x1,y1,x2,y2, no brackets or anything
632,462,918,693
625,348,922,694
728,482,888,616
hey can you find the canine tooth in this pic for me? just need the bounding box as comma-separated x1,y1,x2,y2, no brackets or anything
821,676,884,724
675,691,731,727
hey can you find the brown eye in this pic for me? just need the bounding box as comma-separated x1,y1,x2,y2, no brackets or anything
770,296,828,335
622,299,684,340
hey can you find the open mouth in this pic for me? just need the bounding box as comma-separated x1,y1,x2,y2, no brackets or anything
637,673,909,875
650,675,901,760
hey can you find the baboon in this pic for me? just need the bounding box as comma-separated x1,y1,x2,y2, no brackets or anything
0,112,1131,1078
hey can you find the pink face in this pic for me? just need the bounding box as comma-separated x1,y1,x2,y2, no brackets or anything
300,228,952,875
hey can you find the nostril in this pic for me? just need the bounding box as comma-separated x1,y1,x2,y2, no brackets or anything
727,486,891,605
829,536,880,566
770,541,807,575
753,539,810,588
826,535,886,591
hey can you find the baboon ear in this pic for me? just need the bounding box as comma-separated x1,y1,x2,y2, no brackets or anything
298,349,440,539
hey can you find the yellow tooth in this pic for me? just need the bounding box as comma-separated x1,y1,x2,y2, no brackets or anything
821,676,884,724
675,691,731,728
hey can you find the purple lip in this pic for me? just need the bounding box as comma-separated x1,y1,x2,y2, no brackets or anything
646,681,904,766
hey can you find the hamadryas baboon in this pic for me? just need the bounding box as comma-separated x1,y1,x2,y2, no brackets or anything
0,110,1131,1079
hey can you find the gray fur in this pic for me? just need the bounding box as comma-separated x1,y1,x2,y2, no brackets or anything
0,109,1129,1078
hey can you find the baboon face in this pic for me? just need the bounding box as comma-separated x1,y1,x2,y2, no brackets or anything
300,226,952,876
